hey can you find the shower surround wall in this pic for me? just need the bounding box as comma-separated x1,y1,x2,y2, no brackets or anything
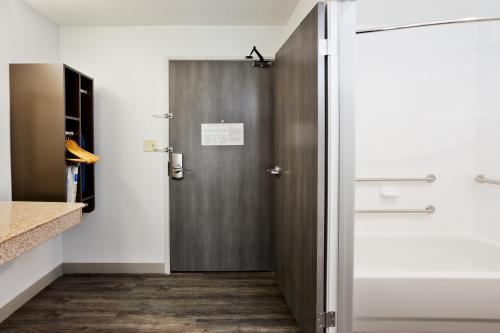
354,20,500,333
356,22,500,242
474,22,500,240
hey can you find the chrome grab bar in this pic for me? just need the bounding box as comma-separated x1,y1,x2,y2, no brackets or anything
475,175,500,186
355,205,435,214
356,174,436,183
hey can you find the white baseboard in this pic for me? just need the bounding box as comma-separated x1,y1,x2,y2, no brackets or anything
63,263,165,274
0,264,63,323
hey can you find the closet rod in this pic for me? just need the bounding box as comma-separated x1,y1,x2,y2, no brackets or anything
357,16,500,34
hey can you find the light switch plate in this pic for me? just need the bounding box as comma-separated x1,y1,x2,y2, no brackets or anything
143,139,158,152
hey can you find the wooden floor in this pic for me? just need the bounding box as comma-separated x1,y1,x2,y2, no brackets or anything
0,272,300,333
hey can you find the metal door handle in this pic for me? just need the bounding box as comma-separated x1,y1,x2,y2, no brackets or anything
170,153,186,180
267,166,281,176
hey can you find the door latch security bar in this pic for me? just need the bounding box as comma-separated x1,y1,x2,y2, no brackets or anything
154,146,174,153
153,113,173,119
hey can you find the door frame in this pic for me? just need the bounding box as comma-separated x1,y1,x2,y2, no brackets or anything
325,1,356,333
162,56,275,274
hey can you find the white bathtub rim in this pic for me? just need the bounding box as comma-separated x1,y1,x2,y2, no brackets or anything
353,232,500,330
353,317,500,333
355,271,500,279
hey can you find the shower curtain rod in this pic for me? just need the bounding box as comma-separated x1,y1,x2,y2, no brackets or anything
356,16,500,34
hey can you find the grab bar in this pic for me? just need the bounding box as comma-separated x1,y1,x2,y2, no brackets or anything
356,174,436,183
355,205,436,214
475,175,500,186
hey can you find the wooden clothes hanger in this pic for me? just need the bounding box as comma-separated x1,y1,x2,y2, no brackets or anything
66,139,100,164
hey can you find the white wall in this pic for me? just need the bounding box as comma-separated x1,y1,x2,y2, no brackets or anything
58,0,329,267
59,26,282,265
0,0,60,200
5,0,497,270
0,0,61,309
58,0,500,265
0,1,9,201
278,0,318,46
0,237,62,310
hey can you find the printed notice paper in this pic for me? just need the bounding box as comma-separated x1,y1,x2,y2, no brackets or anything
201,123,244,146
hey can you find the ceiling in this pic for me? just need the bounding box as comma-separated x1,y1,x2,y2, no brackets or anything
24,0,300,26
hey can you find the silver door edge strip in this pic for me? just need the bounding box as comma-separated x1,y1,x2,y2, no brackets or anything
336,0,357,333
325,0,340,331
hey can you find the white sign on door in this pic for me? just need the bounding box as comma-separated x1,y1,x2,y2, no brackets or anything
201,123,244,146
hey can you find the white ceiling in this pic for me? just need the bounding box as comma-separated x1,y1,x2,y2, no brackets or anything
24,0,300,26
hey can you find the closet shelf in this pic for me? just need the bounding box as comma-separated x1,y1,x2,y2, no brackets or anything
82,195,95,202
66,158,96,164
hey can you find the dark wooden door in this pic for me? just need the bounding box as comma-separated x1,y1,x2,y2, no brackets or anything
275,4,327,333
169,60,275,271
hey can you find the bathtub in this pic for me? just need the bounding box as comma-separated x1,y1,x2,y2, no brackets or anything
353,234,500,333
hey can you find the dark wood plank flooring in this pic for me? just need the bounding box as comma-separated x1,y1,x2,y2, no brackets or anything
0,272,299,333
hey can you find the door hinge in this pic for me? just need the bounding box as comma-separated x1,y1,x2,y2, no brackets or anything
319,39,338,56
153,113,173,119
318,311,336,328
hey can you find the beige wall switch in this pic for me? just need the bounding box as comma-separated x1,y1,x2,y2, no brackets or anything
143,139,158,152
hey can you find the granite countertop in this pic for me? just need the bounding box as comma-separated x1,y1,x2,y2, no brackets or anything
0,201,85,265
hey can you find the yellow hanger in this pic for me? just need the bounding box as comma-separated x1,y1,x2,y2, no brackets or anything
66,139,100,164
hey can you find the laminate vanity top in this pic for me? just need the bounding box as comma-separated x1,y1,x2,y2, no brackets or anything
0,201,85,265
